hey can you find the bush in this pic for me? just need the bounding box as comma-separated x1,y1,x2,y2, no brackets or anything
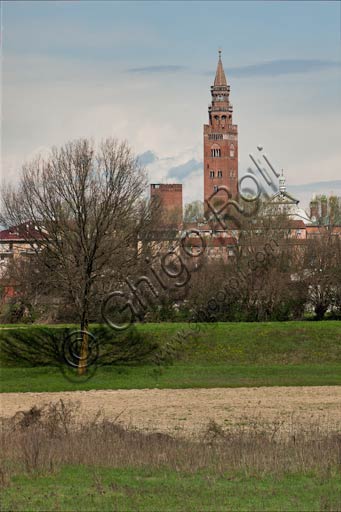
0,299,37,324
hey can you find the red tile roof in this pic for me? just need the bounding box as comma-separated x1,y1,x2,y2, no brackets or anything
0,222,44,241
288,220,306,229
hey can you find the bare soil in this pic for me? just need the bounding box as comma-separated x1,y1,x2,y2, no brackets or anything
1,386,340,437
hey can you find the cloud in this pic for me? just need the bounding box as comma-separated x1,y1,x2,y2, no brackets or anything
127,59,341,79
205,59,341,78
289,180,341,193
182,168,203,206
127,65,188,74
137,150,158,166
166,158,202,181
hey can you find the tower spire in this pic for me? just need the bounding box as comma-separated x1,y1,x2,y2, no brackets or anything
204,51,238,204
214,49,227,87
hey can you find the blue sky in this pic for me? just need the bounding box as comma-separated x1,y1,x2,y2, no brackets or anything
2,0,341,204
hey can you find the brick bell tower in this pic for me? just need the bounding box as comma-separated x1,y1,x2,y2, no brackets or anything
204,50,238,205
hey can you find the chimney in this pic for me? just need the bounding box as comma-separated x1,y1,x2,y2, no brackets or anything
329,196,338,226
321,196,328,219
310,197,318,221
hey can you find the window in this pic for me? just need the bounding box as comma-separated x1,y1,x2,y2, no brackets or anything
214,115,220,128
213,185,218,192
230,144,235,158
217,170,222,178
208,134,223,140
210,170,214,178
211,144,221,157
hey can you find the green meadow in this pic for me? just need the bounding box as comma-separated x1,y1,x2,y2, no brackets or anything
0,321,340,392
1,321,340,512
2,466,341,512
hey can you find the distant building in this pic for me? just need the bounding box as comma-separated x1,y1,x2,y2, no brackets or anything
264,171,312,226
203,50,238,204
0,222,43,303
145,52,341,260
150,183,183,228
0,222,42,274
309,194,341,226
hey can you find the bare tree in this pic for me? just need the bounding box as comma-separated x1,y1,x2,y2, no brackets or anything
302,231,341,319
1,138,154,372
184,200,204,223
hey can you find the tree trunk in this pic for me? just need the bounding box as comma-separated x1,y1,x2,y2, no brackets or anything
78,314,89,376
315,303,326,321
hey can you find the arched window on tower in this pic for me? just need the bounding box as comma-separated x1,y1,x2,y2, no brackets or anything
211,144,221,158
230,144,235,158
210,170,214,178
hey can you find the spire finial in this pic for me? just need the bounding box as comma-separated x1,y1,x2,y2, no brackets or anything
218,48,222,58
279,169,286,193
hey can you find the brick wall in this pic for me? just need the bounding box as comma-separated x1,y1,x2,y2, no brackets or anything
150,184,183,227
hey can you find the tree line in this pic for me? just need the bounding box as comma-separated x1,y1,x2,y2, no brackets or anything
1,138,340,329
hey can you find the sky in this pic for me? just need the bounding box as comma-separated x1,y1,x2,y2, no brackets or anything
1,0,341,205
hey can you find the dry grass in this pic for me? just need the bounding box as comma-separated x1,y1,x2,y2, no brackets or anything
1,399,341,487
3,387,341,438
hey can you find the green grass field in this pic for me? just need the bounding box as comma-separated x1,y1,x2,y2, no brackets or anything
1,321,341,511
2,465,341,512
1,363,341,393
0,321,340,392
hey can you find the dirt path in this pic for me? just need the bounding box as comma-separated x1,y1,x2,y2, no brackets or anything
1,386,341,437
